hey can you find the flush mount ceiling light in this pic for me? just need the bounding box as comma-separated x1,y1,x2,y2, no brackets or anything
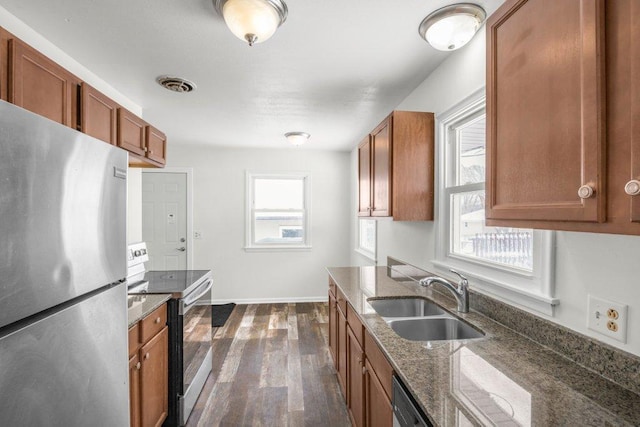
419,3,486,51
213,0,288,46
285,131,310,146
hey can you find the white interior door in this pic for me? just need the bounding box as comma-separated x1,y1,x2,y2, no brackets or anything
142,171,189,270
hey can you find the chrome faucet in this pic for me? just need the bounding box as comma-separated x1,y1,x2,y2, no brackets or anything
419,269,469,313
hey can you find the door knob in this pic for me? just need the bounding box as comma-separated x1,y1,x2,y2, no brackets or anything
177,247,186,252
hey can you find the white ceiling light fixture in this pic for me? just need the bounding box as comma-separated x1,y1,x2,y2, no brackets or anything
285,131,310,146
419,3,486,51
213,0,288,46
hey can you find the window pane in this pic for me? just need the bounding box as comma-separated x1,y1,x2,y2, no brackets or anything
358,219,376,253
254,178,304,209
451,190,533,271
255,211,304,244
456,116,485,185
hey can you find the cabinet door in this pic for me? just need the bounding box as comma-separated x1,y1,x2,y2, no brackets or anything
129,354,142,427
328,291,338,365
371,117,392,217
80,83,118,145
140,326,168,427
486,0,605,224
8,38,77,128
347,326,365,427
145,125,167,165
118,108,146,156
365,359,393,427
358,136,372,216
337,306,348,397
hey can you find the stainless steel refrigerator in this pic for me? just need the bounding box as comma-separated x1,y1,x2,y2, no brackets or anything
0,100,130,426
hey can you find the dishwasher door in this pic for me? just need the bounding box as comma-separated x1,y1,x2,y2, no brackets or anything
393,376,432,427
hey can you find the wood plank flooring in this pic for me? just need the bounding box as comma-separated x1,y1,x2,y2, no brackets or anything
186,303,351,427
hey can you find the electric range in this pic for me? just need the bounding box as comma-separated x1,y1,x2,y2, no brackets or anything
127,242,213,427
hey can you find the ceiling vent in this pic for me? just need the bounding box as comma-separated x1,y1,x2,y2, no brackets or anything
156,76,197,93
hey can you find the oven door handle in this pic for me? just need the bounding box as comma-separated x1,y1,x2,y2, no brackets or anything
180,278,213,314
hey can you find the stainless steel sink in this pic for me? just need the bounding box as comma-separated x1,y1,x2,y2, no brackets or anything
368,297,446,318
388,317,485,341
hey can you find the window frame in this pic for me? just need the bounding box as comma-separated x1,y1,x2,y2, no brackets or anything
433,89,558,315
244,171,312,251
355,218,377,262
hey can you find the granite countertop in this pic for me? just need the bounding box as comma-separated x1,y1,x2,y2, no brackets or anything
127,294,171,327
327,266,640,427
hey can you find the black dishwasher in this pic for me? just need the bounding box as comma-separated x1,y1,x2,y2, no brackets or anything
393,376,433,427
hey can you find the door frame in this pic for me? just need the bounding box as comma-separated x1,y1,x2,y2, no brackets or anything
141,167,194,270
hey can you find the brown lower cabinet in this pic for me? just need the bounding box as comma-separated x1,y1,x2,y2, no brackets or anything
328,280,394,427
129,304,169,427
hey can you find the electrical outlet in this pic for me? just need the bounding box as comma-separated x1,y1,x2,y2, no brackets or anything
194,231,202,239
587,295,628,343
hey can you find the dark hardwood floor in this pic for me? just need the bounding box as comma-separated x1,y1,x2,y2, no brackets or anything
186,303,351,427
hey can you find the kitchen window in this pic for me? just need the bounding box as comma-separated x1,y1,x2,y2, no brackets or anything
434,90,557,315
356,218,377,261
245,172,311,251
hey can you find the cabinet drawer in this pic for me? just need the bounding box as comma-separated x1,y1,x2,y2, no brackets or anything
140,304,167,344
336,288,347,315
329,279,336,297
128,323,140,358
346,304,364,348
365,329,394,401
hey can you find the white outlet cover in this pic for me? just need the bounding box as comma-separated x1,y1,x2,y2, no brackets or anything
587,295,628,343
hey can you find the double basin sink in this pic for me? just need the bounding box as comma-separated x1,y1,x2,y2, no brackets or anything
368,297,484,342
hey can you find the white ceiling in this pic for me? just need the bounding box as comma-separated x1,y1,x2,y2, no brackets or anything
0,0,503,151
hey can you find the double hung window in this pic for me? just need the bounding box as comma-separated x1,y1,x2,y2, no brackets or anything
246,172,311,250
435,91,557,314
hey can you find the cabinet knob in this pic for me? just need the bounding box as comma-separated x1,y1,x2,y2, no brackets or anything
155,317,161,324
362,366,367,375
144,353,150,360
148,151,153,155
578,184,595,199
135,362,141,370
624,180,640,196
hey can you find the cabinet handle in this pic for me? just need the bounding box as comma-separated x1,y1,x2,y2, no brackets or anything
143,146,148,152
144,353,150,360
135,362,141,370
148,151,153,155
578,184,595,199
624,180,640,196
362,366,367,375
155,317,161,324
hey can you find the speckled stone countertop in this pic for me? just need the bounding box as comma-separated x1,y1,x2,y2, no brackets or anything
127,294,171,327
327,266,640,427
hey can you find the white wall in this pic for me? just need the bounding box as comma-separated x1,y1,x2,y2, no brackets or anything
152,145,352,303
350,25,640,357
0,6,141,115
127,169,143,244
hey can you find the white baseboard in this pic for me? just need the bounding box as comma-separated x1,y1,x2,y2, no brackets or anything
201,296,328,305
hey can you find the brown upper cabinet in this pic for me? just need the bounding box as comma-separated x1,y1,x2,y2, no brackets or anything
0,26,167,168
358,111,435,221
81,83,118,145
7,36,79,128
486,0,640,235
145,124,167,167
118,107,146,156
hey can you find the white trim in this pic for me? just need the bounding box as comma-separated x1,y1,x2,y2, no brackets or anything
355,218,377,262
245,171,312,250
433,89,557,315
142,167,194,269
207,296,328,305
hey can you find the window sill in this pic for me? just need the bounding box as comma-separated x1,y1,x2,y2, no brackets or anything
354,248,377,262
244,245,312,253
431,259,559,316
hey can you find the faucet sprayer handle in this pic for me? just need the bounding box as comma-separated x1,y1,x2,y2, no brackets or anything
449,269,468,288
